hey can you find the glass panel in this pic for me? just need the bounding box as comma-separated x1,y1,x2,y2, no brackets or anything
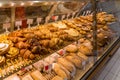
0,8,11,33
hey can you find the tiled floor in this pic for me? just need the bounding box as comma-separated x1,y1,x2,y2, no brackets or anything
95,48,120,80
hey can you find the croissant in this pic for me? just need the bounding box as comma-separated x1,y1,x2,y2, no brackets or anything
15,42,30,49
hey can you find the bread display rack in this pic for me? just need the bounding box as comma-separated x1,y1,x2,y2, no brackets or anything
0,0,120,80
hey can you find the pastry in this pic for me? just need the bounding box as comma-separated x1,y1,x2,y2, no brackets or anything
0,56,5,65
51,76,64,80
78,45,92,56
77,52,88,61
65,55,82,69
65,45,78,53
31,46,41,54
0,43,9,55
52,63,68,79
64,28,79,37
30,70,47,80
57,58,76,73
20,49,27,56
6,47,19,58
15,42,30,49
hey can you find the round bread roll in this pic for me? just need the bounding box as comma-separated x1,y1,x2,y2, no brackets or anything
65,45,78,53
51,76,64,80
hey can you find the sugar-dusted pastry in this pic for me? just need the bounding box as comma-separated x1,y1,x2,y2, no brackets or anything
0,43,9,55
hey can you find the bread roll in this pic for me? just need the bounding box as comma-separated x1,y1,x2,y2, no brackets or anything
77,52,88,61
30,70,47,80
65,45,78,53
52,63,68,79
65,55,82,69
51,76,64,80
57,58,76,73
58,63,71,79
78,45,92,55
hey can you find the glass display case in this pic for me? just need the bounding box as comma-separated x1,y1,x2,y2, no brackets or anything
0,0,119,80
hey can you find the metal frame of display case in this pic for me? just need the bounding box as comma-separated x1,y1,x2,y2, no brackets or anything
0,0,120,80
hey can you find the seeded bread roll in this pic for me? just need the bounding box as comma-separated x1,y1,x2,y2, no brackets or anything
57,58,76,73
51,76,64,80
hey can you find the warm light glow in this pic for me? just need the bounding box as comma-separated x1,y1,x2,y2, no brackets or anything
20,2,24,6
30,2,34,5
0,3,2,7
11,2,15,6
33,1,39,3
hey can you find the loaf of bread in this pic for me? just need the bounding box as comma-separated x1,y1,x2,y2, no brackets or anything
52,63,68,79
77,52,88,61
30,70,47,80
57,63,71,79
57,58,76,73
65,55,82,69
51,76,64,80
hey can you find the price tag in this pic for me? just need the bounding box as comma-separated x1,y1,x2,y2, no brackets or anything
43,62,52,73
52,16,58,22
67,13,71,19
45,16,50,23
62,15,65,20
57,49,66,56
27,19,33,24
3,23,11,29
15,21,22,26
27,19,33,28
72,12,76,18
37,17,42,26
15,21,22,30
3,23,10,33
33,60,44,71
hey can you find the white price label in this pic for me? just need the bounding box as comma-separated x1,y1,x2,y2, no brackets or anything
55,16,58,21
27,19,33,24
72,12,76,18
62,15,65,20
3,23,11,29
15,21,22,26
67,14,70,17
57,49,66,56
45,16,50,23
37,17,42,23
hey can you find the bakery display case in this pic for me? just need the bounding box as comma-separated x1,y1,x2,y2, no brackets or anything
0,0,120,80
